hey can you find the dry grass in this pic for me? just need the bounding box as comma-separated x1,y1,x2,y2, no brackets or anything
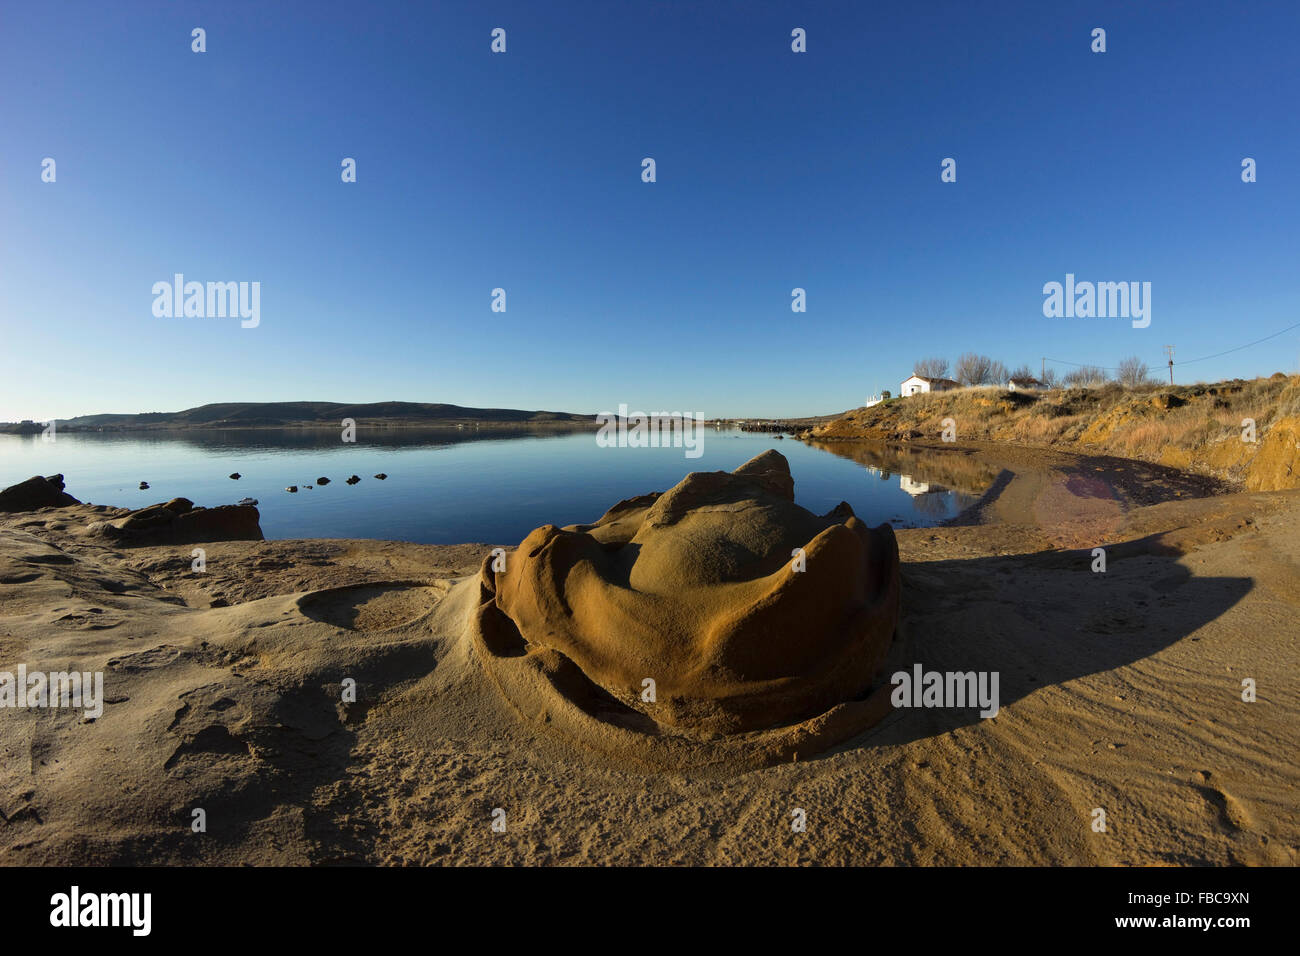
813,374,1300,488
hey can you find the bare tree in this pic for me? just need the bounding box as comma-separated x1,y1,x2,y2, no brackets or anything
1040,367,1059,388
989,360,1009,385
1116,356,1153,388
955,352,998,385
1063,365,1109,387
1009,364,1036,381
913,357,950,379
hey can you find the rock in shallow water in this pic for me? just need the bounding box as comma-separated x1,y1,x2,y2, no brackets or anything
0,474,80,512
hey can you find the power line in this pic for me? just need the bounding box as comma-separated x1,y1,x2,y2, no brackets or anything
1043,318,1300,374
1178,320,1300,365
1041,357,1123,372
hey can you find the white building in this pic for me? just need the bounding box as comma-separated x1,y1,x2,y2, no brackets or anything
1007,377,1046,391
900,375,960,397
899,476,931,495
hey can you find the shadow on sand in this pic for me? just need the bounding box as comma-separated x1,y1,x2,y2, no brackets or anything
848,538,1253,748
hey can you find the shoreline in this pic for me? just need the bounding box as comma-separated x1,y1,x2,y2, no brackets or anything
0,421,598,436
798,376,1300,494
2,442,1297,865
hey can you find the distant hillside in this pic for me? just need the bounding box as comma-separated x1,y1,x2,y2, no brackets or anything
31,402,596,430
805,374,1300,491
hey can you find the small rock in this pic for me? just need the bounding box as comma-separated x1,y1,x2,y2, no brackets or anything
317,477,331,485
139,481,150,490
374,473,387,480
285,486,298,493
346,475,361,485
229,473,241,480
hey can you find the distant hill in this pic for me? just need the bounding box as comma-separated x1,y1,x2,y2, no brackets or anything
37,402,596,430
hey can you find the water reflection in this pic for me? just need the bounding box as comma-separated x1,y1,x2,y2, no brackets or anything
19,425,593,454
0,430,1000,543
804,440,1000,524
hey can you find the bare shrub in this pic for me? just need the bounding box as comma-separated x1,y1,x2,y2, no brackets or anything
913,357,950,379
1117,356,1155,388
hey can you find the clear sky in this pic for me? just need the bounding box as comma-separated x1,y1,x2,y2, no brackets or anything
2,0,1298,421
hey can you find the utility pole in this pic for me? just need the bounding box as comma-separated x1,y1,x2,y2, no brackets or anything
1164,345,1175,385
1041,357,1045,382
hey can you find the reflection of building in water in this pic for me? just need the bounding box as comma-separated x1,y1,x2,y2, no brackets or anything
899,475,930,495
900,475,959,518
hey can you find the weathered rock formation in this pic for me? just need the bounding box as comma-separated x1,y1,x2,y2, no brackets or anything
0,474,80,512
89,497,263,544
475,450,902,763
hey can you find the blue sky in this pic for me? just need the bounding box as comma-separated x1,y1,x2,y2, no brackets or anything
2,0,1298,421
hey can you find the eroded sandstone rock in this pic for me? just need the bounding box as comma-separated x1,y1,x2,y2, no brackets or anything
477,450,901,738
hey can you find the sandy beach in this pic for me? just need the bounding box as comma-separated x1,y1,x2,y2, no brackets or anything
3,441,1295,866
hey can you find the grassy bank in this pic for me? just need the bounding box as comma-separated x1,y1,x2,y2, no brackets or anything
804,373,1300,491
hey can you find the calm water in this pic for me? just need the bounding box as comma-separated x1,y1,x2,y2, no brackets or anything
0,429,995,544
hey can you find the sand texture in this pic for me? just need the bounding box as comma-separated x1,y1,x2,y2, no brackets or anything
1,443,1297,865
